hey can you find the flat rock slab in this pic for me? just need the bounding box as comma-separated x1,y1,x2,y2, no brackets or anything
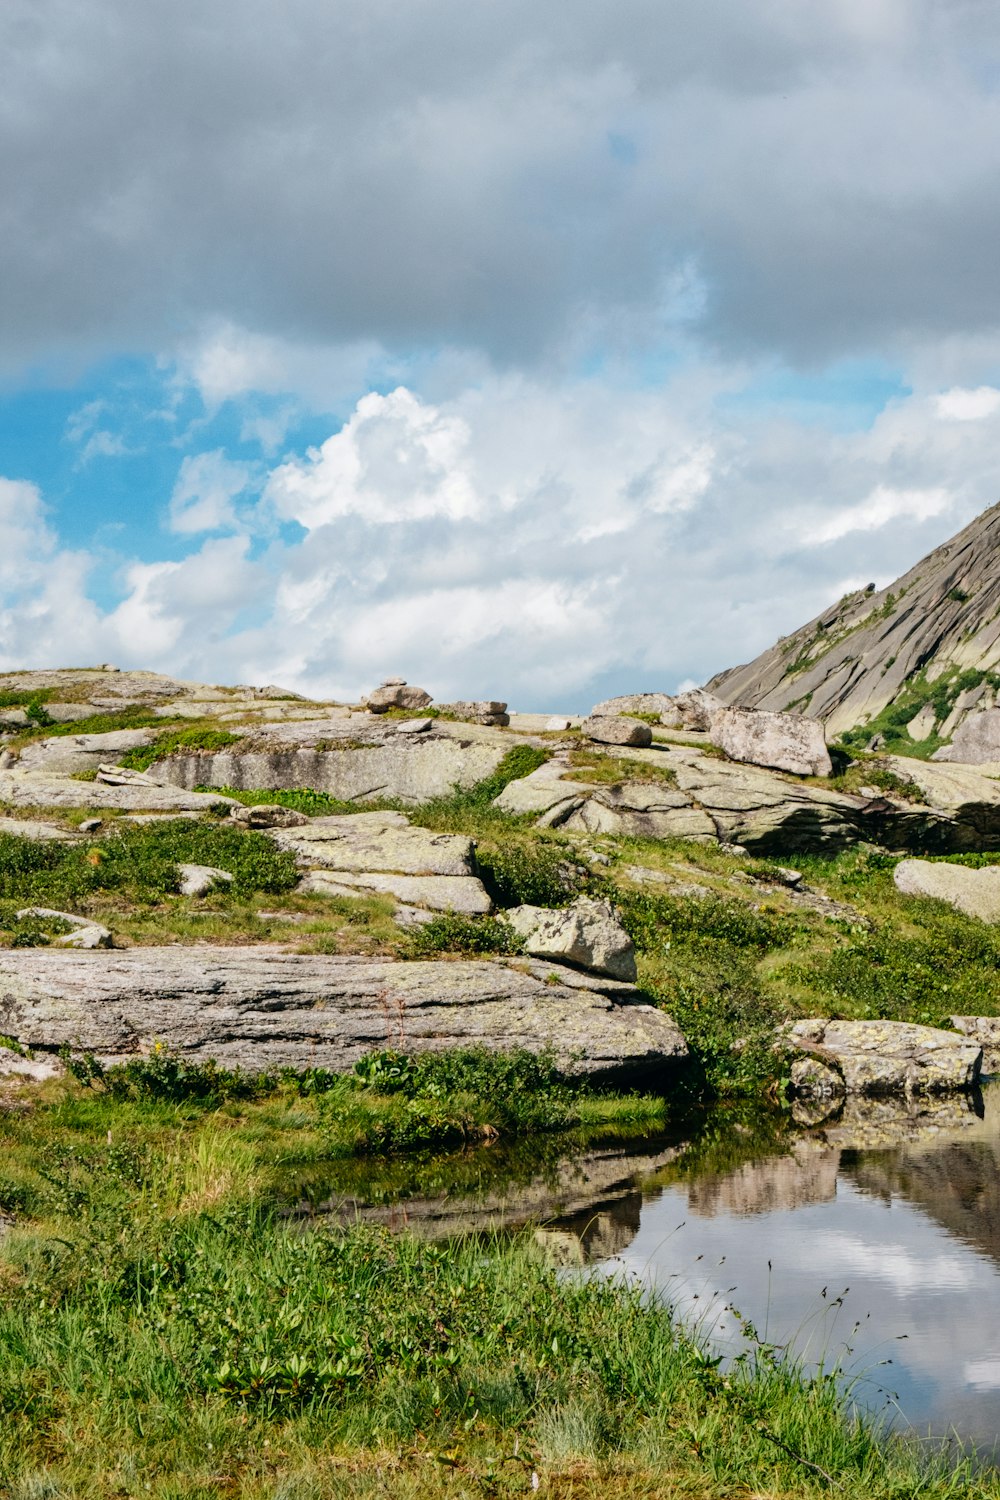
0,817,78,842
787,1018,982,1096
152,737,508,804
16,728,158,777
300,869,492,914
894,858,1000,921
0,771,235,813
0,949,688,1082
269,811,475,876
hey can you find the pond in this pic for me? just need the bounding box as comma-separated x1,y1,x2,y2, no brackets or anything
295,1081,1000,1453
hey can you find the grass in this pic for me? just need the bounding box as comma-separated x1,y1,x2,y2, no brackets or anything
563,747,678,786
118,724,243,771
0,1074,989,1494
0,1071,994,1497
5,703,183,753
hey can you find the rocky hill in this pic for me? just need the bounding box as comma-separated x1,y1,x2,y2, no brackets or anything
707,501,1000,749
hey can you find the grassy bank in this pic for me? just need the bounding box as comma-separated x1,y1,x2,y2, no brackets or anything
0,1073,994,1498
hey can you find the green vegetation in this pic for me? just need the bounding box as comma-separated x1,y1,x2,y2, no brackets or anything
6,703,180,752
209,784,371,816
564,746,678,786
0,1071,993,1498
838,666,1000,759
118,724,243,771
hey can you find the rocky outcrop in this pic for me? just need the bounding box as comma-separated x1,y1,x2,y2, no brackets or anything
0,770,235,813
711,706,833,777
0,948,688,1081
590,693,676,718
500,897,637,981
949,1016,1000,1074
11,728,157,777
363,678,434,713
894,859,1000,921
933,709,1000,764
437,700,510,727
580,715,653,748
269,810,492,917
178,864,234,897
662,688,724,732
786,1018,982,1096
708,502,1000,742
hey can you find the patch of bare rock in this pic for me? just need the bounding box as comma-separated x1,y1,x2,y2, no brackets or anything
785,1019,983,1098
0,948,688,1082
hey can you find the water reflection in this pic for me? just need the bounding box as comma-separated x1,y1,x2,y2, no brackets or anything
300,1085,1000,1446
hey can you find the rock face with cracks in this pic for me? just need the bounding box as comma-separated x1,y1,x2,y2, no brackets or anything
711,706,833,778
501,898,637,982
786,1019,982,1096
0,949,687,1082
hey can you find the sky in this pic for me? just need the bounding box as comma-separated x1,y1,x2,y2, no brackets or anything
4,0,1000,709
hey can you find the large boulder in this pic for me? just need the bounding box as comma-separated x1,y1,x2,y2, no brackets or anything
501,897,637,982
664,689,724,732
364,679,433,713
150,735,508,805
711,706,832,777
580,715,653,749
950,1016,1000,1074
0,948,687,1082
786,1019,982,1096
894,858,1000,922
589,693,675,718
933,708,1000,765
437,700,510,727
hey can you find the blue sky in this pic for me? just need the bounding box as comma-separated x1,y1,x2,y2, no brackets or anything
3,1,1000,708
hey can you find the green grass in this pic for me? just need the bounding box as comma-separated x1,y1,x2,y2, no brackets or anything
563,746,678,786
118,724,243,771
0,819,299,941
0,1085,991,1498
6,703,182,752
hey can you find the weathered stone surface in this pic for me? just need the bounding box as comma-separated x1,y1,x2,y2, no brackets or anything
545,717,572,732
0,771,235,813
562,784,717,842
934,709,1000,764
492,761,587,823
151,737,508,805
786,1018,982,1095
790,1056,844,1098
0,817,77,842
712,706,832,777
269,811,476,876
950,1016,1000,1074
395,718,432,734
437,700,509,727
178,864,234,897
590,693,675,718
580,715,653,748
665,689,724,732
0,949,688,1080
365,682,433,712
300,869,492,914
894,858,1000,921
229,803,310,829
501,898,637,981
16,907,113,949
15,728,157,776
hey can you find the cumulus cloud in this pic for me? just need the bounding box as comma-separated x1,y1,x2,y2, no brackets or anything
0,479,103,668
168,450,255,533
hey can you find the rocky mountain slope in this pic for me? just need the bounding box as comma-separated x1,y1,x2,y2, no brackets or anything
707,501,1000,746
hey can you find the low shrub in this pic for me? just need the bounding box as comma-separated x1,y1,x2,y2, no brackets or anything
408,911,524,955
475,838,584,907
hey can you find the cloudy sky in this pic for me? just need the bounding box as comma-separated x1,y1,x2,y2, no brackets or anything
3,0,1000,707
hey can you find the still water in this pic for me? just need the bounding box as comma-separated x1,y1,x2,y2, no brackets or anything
309,1083,1000,1449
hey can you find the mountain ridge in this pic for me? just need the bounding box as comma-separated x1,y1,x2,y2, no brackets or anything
707,501,1000,747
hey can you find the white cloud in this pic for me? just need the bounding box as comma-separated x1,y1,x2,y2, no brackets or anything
807,484,952,545
266,388,480,528
168,450,254,533
936,386,1000,421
